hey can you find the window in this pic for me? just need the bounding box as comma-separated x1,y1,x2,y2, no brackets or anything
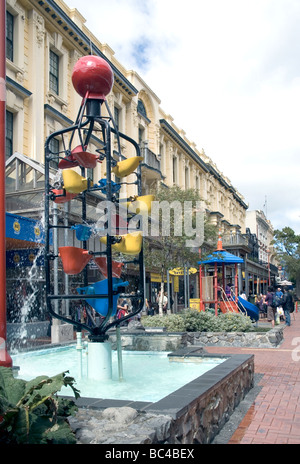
114,107,119,131
185,166,189,188
49,137,59,170
6,11,14,62
137,99,147,119
49,50,59,94
6,110,13,160
86,168,93,183
172,156,177,184
138,127,144,145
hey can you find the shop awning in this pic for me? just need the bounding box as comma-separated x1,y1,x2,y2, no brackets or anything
6,212,47,249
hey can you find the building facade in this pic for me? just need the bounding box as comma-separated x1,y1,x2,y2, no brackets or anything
5,0,276,318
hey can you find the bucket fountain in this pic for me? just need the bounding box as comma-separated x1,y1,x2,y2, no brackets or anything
44,55,146,382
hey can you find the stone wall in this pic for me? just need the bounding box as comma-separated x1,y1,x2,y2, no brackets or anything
186,326,284,348
70,352,254,444
163,355,254,444
108,325,283,351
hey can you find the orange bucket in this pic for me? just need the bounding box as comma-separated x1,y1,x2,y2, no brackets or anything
93,257,124,278
59,246,92,275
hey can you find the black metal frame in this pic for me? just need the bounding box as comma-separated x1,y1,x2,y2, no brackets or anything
44,96,144,342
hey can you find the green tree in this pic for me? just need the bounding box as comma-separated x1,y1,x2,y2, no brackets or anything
144,185,217,314
273,227,300,296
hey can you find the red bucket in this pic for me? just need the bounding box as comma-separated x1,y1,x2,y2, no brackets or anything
58,153,79,169
71,149,100,169
93,257,124,278
59,246,91,275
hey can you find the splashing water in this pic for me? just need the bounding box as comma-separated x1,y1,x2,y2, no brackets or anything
9,211,46,352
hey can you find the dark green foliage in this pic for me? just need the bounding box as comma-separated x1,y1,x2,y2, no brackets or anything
0,367,80,444
142,310,253,332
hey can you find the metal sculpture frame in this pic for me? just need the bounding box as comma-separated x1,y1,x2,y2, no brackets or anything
44,96,145,343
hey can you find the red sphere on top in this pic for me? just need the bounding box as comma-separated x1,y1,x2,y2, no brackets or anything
72,55,114,99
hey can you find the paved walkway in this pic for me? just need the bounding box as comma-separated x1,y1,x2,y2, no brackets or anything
206,311,300,444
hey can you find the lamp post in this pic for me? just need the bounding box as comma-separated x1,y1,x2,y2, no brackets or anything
0,0,12,367
267,249,271,287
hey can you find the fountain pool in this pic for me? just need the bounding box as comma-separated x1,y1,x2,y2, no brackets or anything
12,345,227,403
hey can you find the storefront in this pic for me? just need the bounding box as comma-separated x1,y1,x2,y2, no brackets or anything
6,212,48,322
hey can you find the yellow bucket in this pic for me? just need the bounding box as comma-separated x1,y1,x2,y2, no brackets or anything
100,232,142,255
62,169,89,194
111,156,143,178
128,194,155,214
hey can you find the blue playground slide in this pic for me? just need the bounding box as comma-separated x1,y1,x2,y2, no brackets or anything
237,297,259,322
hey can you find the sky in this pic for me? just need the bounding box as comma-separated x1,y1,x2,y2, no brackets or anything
66,0,300,234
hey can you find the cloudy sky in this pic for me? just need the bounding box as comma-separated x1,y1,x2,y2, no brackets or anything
67,0,300,234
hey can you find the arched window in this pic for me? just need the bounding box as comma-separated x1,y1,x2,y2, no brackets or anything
137,99,147,119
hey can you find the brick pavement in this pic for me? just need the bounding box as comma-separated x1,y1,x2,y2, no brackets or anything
206,311,300,444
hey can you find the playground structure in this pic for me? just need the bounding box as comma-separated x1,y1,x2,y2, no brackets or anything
44,55,149,380
198,235,259,321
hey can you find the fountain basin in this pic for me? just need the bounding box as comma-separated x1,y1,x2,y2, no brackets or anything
72,348,254,444
12,345,227,403
11,344,254,443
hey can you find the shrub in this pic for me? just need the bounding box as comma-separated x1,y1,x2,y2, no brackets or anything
142,314,186,332
142,309,253,333
0,367,79,444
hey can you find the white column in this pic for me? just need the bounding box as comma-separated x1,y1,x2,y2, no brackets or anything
27,9,45,162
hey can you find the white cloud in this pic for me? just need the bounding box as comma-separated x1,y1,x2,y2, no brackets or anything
67,0,300,233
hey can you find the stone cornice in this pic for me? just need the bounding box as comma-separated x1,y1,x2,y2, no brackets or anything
33,0,138,97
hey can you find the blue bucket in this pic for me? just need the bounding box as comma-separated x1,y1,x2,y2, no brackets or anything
76,278,129,316
71,224,92,241
96,178,122,194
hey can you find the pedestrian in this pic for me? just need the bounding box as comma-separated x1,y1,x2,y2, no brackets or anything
148,301,155,316
225,282,232,299
256,294,266,318
265,286,276,327
240,291,247,301
163,292,169,313
145,298,149,314
275,287,284,321
116,298,129,321
281,287,294,326
276,287,283,299
157,291,168,314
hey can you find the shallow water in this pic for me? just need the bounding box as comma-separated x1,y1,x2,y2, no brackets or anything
12,346,226,402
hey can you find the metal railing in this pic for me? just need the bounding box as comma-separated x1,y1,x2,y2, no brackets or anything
218,286,244,316
222,233,249,247
140,144,161,171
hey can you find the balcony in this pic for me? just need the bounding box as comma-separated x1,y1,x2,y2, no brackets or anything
222,233,249,248
140,142,163,181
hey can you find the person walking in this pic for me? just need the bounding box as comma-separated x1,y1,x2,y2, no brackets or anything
281,287,294,326
265,286,276,327
157,291,168,315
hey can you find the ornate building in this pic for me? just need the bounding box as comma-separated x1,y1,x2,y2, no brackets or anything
5,0,275,315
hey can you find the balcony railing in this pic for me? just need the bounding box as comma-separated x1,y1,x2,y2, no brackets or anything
140,143,161,172
222,233,249,247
